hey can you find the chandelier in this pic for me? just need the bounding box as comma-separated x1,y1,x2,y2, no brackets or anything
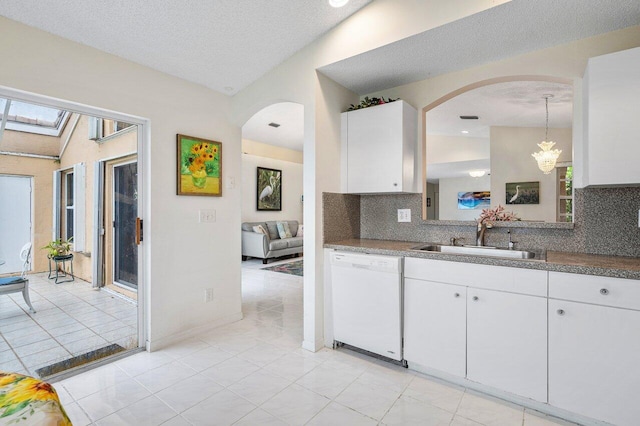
532,95,562,174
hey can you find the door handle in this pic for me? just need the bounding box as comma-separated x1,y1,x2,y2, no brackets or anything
135,217,143,245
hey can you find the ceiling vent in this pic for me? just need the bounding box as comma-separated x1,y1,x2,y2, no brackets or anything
460,115,479,120
268,122,281,128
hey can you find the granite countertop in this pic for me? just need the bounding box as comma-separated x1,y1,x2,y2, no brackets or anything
324,238,640,280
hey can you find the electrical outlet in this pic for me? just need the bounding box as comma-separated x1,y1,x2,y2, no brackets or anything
199,209,216,223
205,288,214,302
397,209,411,223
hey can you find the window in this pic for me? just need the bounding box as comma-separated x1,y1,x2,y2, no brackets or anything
53,163,85,251
63,170,74,241
556,165,573,222
88,117,134,140
0,97,70,137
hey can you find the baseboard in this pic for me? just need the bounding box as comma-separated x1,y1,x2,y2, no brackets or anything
302,339,324,353
147,311,243,352
408,361,610,426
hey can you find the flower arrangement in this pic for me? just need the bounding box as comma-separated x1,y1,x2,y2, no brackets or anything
42,237,73,258
477,205,520,225
347,96,399,111
185,142,219,188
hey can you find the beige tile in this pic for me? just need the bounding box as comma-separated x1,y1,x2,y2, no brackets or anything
308,402,378,426
228,369,291,405
335,378,401,420
382,395,454,426
182,389,256,425
456,392,525,426
261,384,330,425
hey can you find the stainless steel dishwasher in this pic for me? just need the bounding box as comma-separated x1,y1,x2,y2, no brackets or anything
330,251,403,362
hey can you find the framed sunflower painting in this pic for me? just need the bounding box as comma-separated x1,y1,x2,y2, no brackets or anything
177,134,222,196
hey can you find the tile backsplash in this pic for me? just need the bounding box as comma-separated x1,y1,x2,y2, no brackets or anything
323,187,640,258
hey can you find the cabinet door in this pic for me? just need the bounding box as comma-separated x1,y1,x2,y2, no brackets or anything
549,299,640,426
404,278,466,377
467,288,547,402
346,103,403,193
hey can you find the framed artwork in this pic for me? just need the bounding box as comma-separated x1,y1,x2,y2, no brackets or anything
257,167,282,211
177,134,222,196
506,181,539,204
457,191,490,210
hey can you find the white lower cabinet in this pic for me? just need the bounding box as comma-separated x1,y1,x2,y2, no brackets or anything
549,299,640,426
402,258,640,424
467,288,547,402
403,258,548,402
404,278,466,377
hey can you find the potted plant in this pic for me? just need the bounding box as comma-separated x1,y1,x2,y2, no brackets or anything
42,237,73,259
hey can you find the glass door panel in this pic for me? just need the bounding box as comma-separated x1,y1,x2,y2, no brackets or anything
113,162,138,289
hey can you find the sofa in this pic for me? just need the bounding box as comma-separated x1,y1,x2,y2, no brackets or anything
242,220,303,264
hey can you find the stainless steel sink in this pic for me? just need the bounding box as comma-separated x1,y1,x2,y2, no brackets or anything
410,244,541,260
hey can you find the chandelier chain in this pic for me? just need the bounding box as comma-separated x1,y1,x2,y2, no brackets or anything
545,96,549,142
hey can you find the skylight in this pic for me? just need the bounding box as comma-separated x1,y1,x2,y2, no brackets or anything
0,98,70,137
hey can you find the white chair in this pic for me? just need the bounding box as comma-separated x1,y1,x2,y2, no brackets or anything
0,243,35,313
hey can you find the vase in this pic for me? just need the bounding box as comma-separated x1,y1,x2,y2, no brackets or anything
191,170,207,188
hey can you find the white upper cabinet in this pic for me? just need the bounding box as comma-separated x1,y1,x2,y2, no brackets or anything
582,47,640,186
341,100,418,193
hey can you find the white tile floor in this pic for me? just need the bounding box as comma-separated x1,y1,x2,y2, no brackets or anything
52,258,574,425
0,272,137,376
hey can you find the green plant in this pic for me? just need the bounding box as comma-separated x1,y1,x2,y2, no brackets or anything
346,96,399,111
42,237,73,258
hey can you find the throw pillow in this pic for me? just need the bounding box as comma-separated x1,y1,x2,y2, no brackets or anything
276,222,292,239
297,224,304,237
252,225,267,235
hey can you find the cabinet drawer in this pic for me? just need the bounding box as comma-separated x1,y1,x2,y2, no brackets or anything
549,272,640,310
405,257,547,297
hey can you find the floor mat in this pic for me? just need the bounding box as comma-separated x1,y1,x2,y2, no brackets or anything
35,343,125,378
262,259,303,276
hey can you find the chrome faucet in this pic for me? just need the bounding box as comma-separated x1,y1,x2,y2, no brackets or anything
476,222,493,246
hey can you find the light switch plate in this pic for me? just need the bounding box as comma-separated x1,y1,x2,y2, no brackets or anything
199,209,216,223
398,209,411,222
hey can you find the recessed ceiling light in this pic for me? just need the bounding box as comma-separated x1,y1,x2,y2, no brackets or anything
469,170,486,178
268,122,280,128
461,130,469,134
329,0,349,7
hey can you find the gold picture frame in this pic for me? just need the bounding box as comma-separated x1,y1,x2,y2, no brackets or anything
177,134,222,196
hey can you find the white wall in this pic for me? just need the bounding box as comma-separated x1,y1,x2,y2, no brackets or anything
0,17,242,349
241,152,303,223
439,175,491,221
491,126,571,222
233,0,505,351
427,135,490,165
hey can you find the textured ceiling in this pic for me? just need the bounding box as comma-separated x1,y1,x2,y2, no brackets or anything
242,102,304,152
319,0,640,95
427,81,573,138
0,0,371,95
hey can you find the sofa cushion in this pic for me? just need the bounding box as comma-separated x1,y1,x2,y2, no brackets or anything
242,222,267,232
252,225,267,235
276,222,292,239
265,221,281,240
286,237,303,249
268,239,289,251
